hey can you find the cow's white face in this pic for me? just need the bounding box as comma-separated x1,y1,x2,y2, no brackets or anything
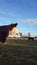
9,27,19,35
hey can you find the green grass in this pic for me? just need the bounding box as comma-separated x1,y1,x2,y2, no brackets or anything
0,40,37,65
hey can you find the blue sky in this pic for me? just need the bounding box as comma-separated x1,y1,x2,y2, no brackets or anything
0,0,37,36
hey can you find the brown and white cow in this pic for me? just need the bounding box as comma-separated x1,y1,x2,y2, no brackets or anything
0,23,18,45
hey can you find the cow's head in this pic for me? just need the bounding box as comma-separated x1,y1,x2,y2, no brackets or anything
9,23,19,35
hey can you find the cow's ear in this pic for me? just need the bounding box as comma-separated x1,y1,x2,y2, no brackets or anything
11,23,18,27
15,23,18,27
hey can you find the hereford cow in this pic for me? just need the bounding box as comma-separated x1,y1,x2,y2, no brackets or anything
0,23,18,45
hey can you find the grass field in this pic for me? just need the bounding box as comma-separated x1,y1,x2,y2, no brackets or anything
0,39,37,65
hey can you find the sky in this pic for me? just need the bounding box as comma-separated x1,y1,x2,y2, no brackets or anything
0,0,37,37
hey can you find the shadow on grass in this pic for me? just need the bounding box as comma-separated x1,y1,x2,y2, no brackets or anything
0,44,37,65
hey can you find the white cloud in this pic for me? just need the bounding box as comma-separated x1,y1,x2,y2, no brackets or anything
23,19,37,25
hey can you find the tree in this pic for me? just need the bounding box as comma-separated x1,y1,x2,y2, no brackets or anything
28,33,31,37
19,32,22,37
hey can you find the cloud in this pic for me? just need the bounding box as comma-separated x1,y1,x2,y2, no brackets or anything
23,19,37,25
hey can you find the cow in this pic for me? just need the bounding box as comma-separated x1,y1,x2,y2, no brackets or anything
0,23,18,46
28,37,34,40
